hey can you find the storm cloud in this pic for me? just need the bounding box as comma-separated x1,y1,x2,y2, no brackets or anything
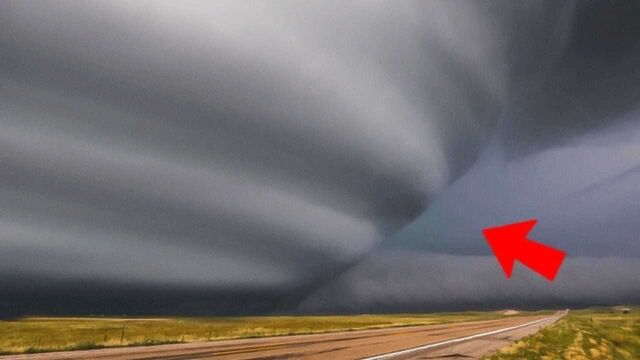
1,1,639,315
300,252,640,313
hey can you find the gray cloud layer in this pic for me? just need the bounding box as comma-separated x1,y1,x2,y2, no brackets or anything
300,251,640,313
1,1,639,314
304,118,640,311
0,0,516,288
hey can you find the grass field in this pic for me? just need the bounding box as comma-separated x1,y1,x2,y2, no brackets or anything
486,307,640,360
0,310,531,355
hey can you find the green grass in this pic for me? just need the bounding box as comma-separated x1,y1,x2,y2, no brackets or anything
0,310,537,355
485,307,640,360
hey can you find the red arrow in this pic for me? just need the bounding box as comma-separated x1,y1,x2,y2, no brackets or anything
482,219,566,281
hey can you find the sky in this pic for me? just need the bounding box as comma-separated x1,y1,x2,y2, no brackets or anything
0,0,639,316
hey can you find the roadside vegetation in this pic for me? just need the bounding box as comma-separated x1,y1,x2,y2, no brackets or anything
0,310,535,355
486,307,640,360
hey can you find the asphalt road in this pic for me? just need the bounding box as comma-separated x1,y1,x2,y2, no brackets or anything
1,311,566,360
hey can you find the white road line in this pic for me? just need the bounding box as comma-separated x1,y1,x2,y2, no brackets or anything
361,317,552,360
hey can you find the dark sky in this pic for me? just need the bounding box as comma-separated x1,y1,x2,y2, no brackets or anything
1,1,639,316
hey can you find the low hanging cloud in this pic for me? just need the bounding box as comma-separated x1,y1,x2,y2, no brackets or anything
302,116,640,312
1,1,639,315
299,251,640,313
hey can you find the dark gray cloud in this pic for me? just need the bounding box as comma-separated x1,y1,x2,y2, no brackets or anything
303,118,640,311
378,116,640,257
0,0,512,292
300,251,640,313
1,1,639,315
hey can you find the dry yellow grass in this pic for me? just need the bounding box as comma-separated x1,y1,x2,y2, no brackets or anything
486,307,640,360
0,310,526,355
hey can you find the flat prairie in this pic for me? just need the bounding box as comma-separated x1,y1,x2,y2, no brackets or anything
0,311,543,355
486,307,640,360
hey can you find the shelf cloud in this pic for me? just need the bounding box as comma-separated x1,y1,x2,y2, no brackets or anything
1,0,639,315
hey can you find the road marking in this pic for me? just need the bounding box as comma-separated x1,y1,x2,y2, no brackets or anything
361,317,552,360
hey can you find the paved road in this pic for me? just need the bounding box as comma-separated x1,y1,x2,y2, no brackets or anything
1,312,566,360
362,311,566,360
